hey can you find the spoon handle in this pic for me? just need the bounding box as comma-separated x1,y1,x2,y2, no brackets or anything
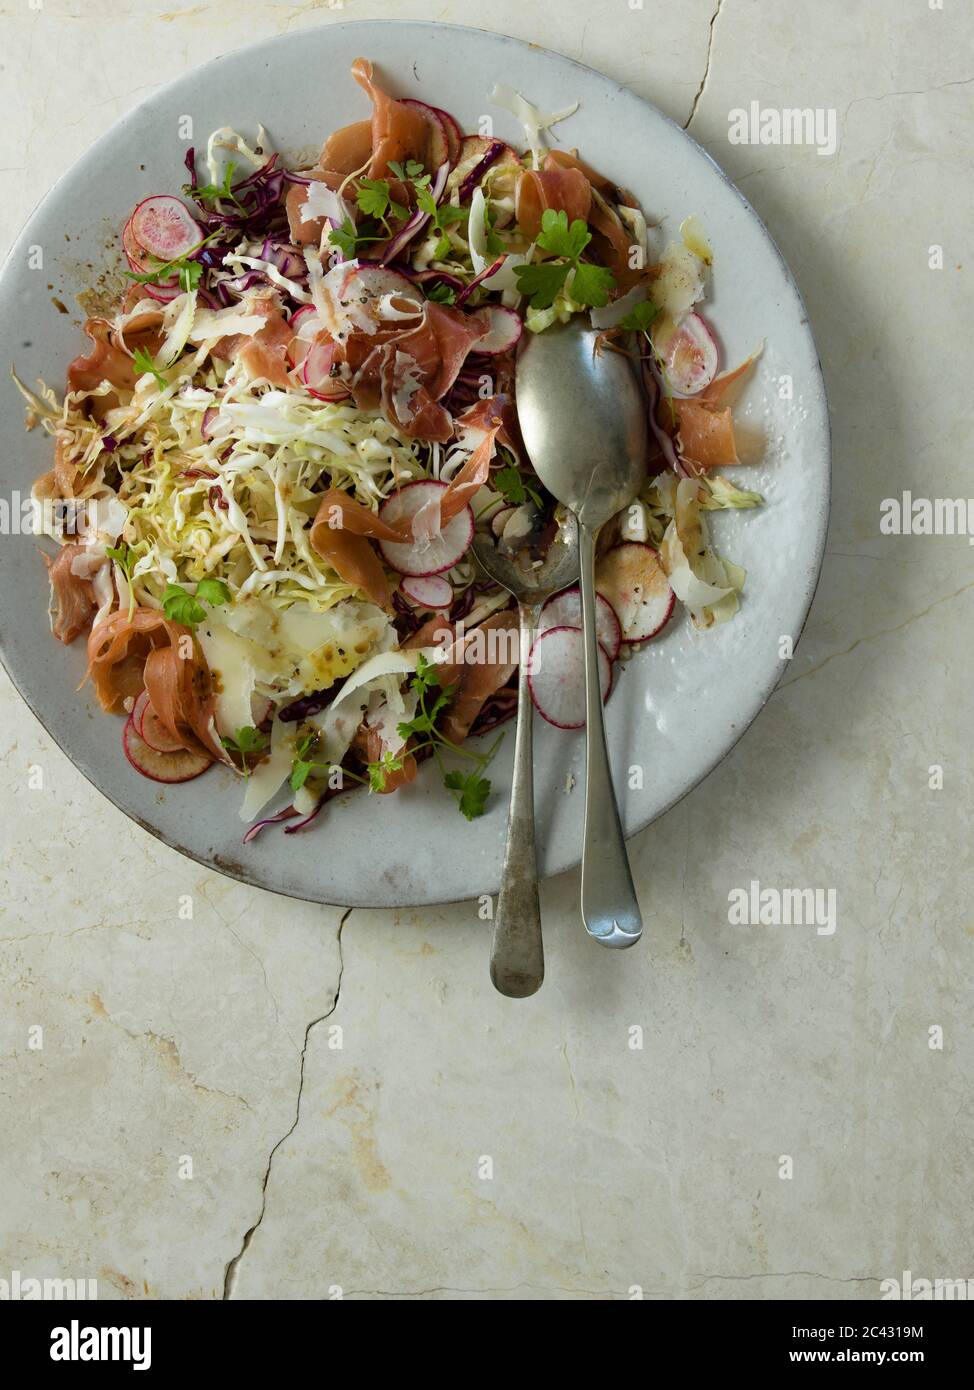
578,524,642,948
489,601,545,997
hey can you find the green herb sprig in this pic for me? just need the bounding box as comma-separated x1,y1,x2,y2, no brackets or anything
515,209,616,309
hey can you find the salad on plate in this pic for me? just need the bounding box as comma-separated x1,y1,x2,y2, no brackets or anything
15,57,761,841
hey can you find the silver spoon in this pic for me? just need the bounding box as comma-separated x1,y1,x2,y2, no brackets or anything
472,517,580,997
515,319,648,949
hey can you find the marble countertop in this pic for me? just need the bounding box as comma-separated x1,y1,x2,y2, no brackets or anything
2,0,971,1301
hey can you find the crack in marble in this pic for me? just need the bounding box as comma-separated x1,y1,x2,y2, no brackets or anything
777,577,974,693
86,993,252,1109
683,0,726,131
686,1270,881,1289
222,907,351,1299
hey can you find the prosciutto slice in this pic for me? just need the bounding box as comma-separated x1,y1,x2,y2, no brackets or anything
85,608,221,759
46,544,95,644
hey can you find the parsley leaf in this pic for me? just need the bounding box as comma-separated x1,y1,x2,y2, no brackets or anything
494,464,542,509
105,543,135,579
162,583,205,626
416,186,467,254
125,230,218,293
356,178,407,223
388,158,428,184
367,751,404,792
327,215,383,259
222,726,269,760
186,161,242,209
132,346,167,388
535,208,591,260
410,652,441,697
425,281,457,305
290,759,314,793
162,579,230,626
515,208,617,310
514,260,570,310
443,769,491,821
195,577,231,606
569,261,616,309
484,201,506,257
619,299,660,333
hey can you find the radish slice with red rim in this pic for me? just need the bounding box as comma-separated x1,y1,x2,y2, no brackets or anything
341,263,416,307
123,717,211,782
656,311,719,394
527,626,612,730
141,279,184,303
538,586,622,661
400,574,454,610
122,216,155,275
130,195,201,262
595,542,675,642
398,99,453,168
133,691,187,755
475,305,522,355
302,339,349,399
378,480,474,576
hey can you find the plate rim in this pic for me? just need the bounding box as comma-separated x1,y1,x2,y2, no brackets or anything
0,18,831,908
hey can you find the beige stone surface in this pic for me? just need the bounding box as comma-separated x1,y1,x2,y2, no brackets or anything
1,0,971,1300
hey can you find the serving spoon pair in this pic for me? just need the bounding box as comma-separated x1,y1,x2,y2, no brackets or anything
472,320,648,997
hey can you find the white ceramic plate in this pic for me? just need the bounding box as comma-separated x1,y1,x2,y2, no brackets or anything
0,20,829,908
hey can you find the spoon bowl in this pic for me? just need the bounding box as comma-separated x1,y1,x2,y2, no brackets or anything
515,320,648,529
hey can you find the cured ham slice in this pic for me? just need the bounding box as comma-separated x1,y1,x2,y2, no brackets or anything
440,610,519,744
515,161,591,241
350,57,435,178
46,544,95,644
675,400,739,471
85,608,220,759
349,302,488,442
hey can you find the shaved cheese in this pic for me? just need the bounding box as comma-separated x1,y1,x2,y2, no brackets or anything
490,83,578,169
301,181,350,226
619,204,649,263
239,716,295,822
188,306,268,343
328,648,427,710
659,478,737,624
653,242,706,320
197,618,276,737
590,282,649,330
467,187,530,292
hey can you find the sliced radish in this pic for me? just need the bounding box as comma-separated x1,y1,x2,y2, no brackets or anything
123,717,211,783
289,304,319,335
302,338,350,399
400,574,454,609
399,99,452,169
378,480,474,576
141,279,185,303
130,195,201,261
475,305,522,355
656,311,719,395
340,263,415,306
286,309,322,369
132,692,186,755
527,626,611,730
596,542,675,642
430,106,463,165
538,587,622,661
122,216,155,275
